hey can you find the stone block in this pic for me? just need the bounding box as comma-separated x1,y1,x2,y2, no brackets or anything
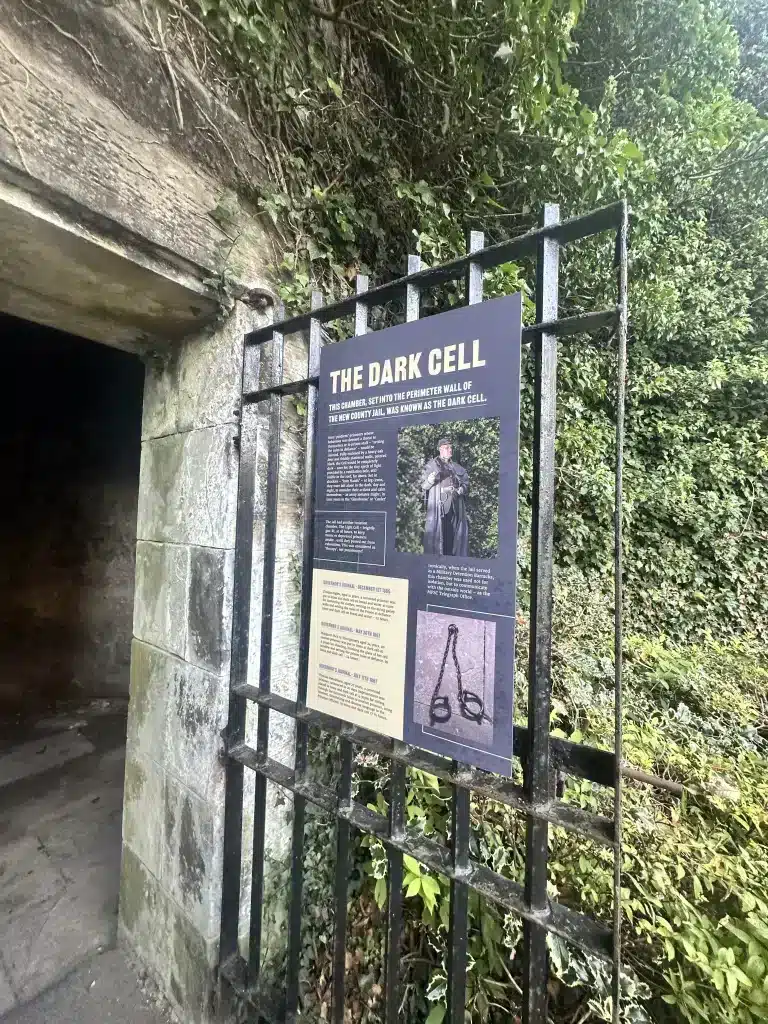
162,774,223,942
187,546,233,674
136,425,238,548
127,639,169,758
141,307,248,441
167,901,218,1024
121,844,218,1024
165,656,227,804
122,756,165,882
0,960,13,1016
133,541,189,657
119,845,170,993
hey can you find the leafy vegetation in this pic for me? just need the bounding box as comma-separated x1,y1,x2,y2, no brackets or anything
164,0,768,1020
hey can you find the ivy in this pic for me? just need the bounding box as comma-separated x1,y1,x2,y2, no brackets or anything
164,0,768,1020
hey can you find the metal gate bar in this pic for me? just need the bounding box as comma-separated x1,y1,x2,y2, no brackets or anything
218,199,629,1024
523,202,560,1022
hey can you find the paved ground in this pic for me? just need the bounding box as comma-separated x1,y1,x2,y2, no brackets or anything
0,701,169,1021
1,949,174,1024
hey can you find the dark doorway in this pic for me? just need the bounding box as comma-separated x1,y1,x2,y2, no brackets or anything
0,313,144,1012
0,314,144,713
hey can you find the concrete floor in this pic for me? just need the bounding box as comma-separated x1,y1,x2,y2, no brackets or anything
2,949,174,1024
0,702,170,1022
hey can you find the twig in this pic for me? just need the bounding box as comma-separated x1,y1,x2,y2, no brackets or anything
737,480,757,540
622,766,684,797
155,8,184,129
18,0,103,70
307,2,448,91
0,96,30,173
0,27,38,88
163,0,221,49
686,139,768,180
191,92,268,176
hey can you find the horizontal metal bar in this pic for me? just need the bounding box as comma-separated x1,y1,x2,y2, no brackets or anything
240,309,618,406
230,741,336,810
245,203,625,345
234,687,614,842
521,307,618,339
401,742,614,846
242,376,318,404
544,734,614,787
234,684,616,808
227,744,614,962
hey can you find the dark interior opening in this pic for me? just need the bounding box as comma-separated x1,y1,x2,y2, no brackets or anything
0,313,144,715
0,313,145,1013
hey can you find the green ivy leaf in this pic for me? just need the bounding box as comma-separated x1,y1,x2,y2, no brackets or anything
406,877,421,898
425,1004,446,1024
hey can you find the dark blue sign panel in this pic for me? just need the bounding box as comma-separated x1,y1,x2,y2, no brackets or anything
307,293,521,775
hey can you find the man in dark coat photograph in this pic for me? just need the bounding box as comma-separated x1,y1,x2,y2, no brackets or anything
421,438,469,556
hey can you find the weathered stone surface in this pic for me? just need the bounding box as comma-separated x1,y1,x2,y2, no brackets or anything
167,903,218,1024
137,426,238,549
126,640,169,760
122,756,165,883
0,962,13,1016
0,7,277,1022
121,841,218,1024
118,846,170,998
0,14,272,292
0,178,219,351
162,776,222,942
128,636,226,802
141,307,250,441
187,546,233,675
165,656,227,805
5,0,270,243
133,541,189,658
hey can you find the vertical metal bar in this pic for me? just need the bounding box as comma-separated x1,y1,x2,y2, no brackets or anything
331,737,353,1024
612,201,628,1024
384,755,405,1024
523,204,559,1023
383,256,420,1024
286,292,324,1021
446,231,484,1024
248,309,286,984
355,275,369,337
331,276,369,1024
219,330,264,964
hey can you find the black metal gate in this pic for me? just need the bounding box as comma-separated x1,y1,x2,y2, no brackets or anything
217,200,628,1023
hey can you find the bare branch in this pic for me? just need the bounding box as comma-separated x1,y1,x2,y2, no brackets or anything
18,0,103,71
0,95,30,173
155,7,184,129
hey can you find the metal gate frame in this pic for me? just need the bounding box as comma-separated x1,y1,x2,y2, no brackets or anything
217,200,628,1024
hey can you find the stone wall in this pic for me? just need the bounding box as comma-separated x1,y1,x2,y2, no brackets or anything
120,302,257,1023
0,2,284,1016
235,335,309,971
0,0,272,350
0,313,143,711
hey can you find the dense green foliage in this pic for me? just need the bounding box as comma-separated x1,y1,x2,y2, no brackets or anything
396,420,500,560
168,0,768,1021
178,0,768,642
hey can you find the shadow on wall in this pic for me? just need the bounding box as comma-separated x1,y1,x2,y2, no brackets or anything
0,313,144,714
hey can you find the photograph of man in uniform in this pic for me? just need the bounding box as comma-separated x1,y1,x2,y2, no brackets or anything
421,438,469,556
